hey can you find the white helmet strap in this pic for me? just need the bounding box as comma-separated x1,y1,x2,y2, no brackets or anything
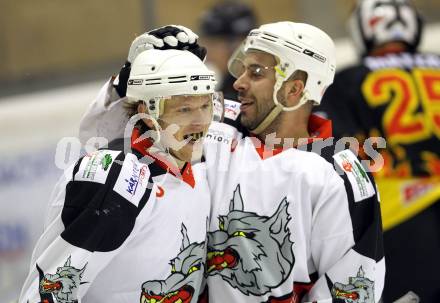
250,66,310,134
272,68,311,112
140,100,163,143
250,104,283,135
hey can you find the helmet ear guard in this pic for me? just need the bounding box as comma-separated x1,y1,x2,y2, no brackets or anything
348,0,424,57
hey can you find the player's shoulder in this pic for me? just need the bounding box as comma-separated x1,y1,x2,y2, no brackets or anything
70,143,163,210
314,143,362,174
334,63,370,84
314,143,377,203
73,149,124,185
278,147,337,182
60,148,148,251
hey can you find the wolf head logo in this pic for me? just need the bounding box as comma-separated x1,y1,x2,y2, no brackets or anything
207,185,294,296
141,223,206,303
38,256,87,303
332,267,375,303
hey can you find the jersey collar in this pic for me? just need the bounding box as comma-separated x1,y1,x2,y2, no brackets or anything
253,114,333,159
130,127,195,188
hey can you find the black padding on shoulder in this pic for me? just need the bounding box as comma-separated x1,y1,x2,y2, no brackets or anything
61,184,138,252
61,152,138,252
311,143,384,261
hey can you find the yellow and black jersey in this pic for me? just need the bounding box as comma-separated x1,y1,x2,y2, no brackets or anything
316,52,440,303
317,52,440,178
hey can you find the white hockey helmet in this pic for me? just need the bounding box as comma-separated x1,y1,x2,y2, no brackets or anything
126,49,217,121
348,0,423,56
228,21,336,109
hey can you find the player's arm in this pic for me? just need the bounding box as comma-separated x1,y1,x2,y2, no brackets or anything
306,149,384,302
79,25,207,147
19,150,152,303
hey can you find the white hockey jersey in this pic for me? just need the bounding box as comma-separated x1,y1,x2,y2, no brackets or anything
71,80,384,303
19,129,210,303
202,100,385,303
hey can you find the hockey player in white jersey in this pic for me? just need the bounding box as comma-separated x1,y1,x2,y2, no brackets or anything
74,24,385,302
202,22,385,303
19,49,216,303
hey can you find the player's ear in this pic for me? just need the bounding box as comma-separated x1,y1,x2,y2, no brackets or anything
284,79,304,106
288,79,304,96
137,101,146,114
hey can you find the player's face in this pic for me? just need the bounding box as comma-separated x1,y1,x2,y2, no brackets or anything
158,95,213,163
232,51,277,130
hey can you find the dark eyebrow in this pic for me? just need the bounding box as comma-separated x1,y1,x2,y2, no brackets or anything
248,63,264,69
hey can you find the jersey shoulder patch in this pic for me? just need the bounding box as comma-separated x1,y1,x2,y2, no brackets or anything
223,99,241,121
74,150,121,184
333,149,376,203
113,153,152,207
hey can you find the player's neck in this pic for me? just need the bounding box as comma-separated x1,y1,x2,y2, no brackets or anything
257,111,310,148
148,143,187,170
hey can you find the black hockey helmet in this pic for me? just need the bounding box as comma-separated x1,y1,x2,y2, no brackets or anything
200,1,257,37
348,0,424,56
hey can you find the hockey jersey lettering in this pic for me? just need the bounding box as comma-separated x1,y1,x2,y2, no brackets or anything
317,53,440,178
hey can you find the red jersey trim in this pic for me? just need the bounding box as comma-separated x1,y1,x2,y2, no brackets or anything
253,114,333,160
131,128,196,188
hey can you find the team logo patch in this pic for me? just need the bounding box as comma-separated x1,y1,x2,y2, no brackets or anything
303,49,326,63
190,75,212,81
128,79,143,85
140,224,205,303
223,99,240,121
334,150,376,202
37,256,87,303
75,150,120,184
113,153,151,207
100,153,113,171
331,266,374,303
207,185,295,297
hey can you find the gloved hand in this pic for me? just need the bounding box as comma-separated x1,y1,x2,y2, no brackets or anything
114,25,207,97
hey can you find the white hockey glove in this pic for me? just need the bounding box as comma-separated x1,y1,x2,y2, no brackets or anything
114,25,206,97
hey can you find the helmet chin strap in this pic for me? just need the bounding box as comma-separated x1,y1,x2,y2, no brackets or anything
250,69,310,135
149,117,162,143
250,104,283,135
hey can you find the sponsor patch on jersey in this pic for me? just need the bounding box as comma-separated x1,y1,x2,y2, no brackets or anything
223,99,240,121
333,150,375,202
113,153,151,207
75,150,120,184
205,129,232,145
